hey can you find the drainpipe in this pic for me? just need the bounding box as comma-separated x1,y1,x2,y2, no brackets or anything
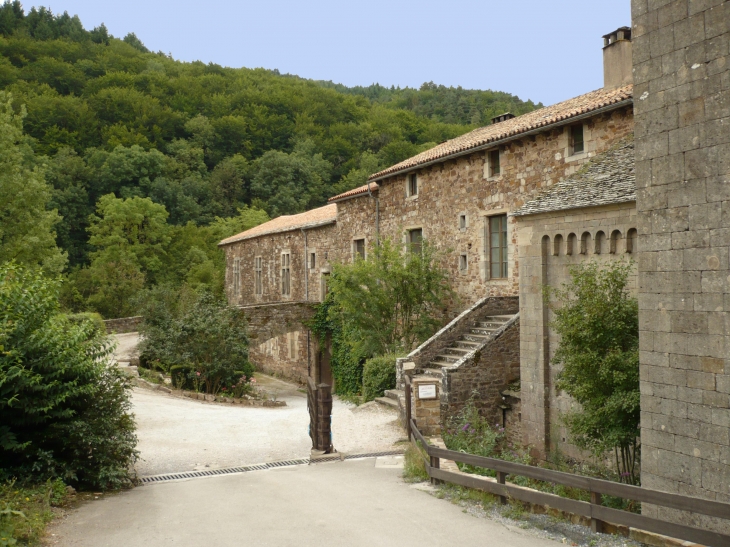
301,227,311,376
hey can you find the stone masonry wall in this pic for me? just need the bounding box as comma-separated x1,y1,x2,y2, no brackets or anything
632,0,729,533
517,202,638,460
103,316,143,334
442,317,521,429
362,108,634,316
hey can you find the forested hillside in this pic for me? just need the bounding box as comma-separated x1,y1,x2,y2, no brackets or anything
0,1,540,317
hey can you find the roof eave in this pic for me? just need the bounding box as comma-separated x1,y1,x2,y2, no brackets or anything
368,98,634,183
512,197,636,218
217,218,337,247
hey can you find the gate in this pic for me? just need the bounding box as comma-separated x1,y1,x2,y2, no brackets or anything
307,377,333,453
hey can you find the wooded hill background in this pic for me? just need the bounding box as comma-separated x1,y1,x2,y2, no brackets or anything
0,2,540,317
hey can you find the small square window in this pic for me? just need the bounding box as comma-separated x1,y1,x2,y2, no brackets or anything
407,173,418,197
309,252,316,269
354,239,365,260
459,214,467,230
489,150,500,177
571,124,584,155
459,253,468,271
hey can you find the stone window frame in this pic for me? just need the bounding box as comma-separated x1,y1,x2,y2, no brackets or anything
308,248,317,270
232,257,241,297
485,148,502,179
459,252,468,273
319,268,331,301
254,255,263,296
564,122,591,163
352,237,367,261
458,212,468,232
405,172,419,200
405,226,424,254
280,250,291,298
482,211,510,281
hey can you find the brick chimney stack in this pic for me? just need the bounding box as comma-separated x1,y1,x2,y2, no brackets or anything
603,27,633,89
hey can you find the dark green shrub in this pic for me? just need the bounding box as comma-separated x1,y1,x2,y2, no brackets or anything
0,263,137,490
64,312,106,335
362,355,397,402
138,286,253,394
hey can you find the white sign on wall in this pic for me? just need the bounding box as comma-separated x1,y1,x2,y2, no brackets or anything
418,384,437,400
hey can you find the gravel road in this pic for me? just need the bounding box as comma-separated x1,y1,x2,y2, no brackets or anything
132,374,405,477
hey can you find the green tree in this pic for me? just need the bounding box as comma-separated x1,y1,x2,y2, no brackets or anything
328,238,452,357
547,260,640,484
0,92,66,273
0,263,138,489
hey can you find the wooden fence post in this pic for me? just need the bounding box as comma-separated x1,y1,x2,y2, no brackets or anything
430,454,440,485
590,491,603,533
497,471,507,504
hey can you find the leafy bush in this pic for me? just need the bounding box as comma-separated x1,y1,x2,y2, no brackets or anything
0,263,137,490
546,260,640,484
64,312,106,335
362,355,397,402
138,286,253,395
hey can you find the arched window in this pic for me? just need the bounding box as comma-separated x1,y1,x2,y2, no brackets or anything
610,230,622,254
566,233,577,256
626,228,638,253
595,231,606,254
553,234,563,256
580,232,591,255
541,235,550,261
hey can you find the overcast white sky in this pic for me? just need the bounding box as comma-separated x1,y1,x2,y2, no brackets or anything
43,0,630,106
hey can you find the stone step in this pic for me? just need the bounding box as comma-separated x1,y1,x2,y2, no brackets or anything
422,368,445,378
489,315,515,321
384,389,404,402
474,321,505,329
464,332,491,341
443,347,471,356
375,396,399,409
433,354,460,364
470,327,498,335
454,339,480,349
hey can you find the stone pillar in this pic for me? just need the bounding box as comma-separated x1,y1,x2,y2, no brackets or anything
412,376,441,436
632,0,729,533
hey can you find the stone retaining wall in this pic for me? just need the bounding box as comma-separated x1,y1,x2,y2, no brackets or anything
103,316,143,334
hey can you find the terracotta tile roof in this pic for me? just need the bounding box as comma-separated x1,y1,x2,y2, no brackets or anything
218,204,337,246
513,138,635,217
328,182,379,203
368,85,633,181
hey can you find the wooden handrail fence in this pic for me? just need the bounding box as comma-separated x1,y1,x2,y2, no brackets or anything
406,413,730,546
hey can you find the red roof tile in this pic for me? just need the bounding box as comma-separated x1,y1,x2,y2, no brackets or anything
328,182,379,203
368,85,633,181
218,204,337,246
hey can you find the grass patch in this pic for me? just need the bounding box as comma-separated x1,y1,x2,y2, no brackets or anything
0,480,70,546
138,367,163,384
402,443,429,483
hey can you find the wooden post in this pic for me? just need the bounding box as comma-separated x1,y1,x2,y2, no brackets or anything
430,454,440,485
405,376,412,441
497,471,508,504
590,491,604,533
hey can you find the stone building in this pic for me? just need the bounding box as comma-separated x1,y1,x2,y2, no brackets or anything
514,138,638,459
631,0,729,533
220,29,638,448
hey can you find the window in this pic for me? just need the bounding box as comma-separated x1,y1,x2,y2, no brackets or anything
489,149,501,177
459,253,468,272
354,239,365,260
488,215,508,278
571,124,585,155
407,173,418,197
408,228,423,254
254,256,263,296
320,272,330,300
281,252,291,296
459,214,467,230
309,252,316,269
232,258,241,296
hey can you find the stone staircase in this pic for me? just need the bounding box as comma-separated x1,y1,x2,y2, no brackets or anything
420,314,514,377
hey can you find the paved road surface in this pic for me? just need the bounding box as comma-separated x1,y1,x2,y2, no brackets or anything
47,458,560,547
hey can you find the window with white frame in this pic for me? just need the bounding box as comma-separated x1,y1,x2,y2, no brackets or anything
281,252,291,296
254,256,263,296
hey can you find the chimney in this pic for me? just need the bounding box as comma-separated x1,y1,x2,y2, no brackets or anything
603,27,632,89
491,112,515,124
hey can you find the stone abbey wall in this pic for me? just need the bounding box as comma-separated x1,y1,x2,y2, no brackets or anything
517,201,639,459
631,0,730,533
